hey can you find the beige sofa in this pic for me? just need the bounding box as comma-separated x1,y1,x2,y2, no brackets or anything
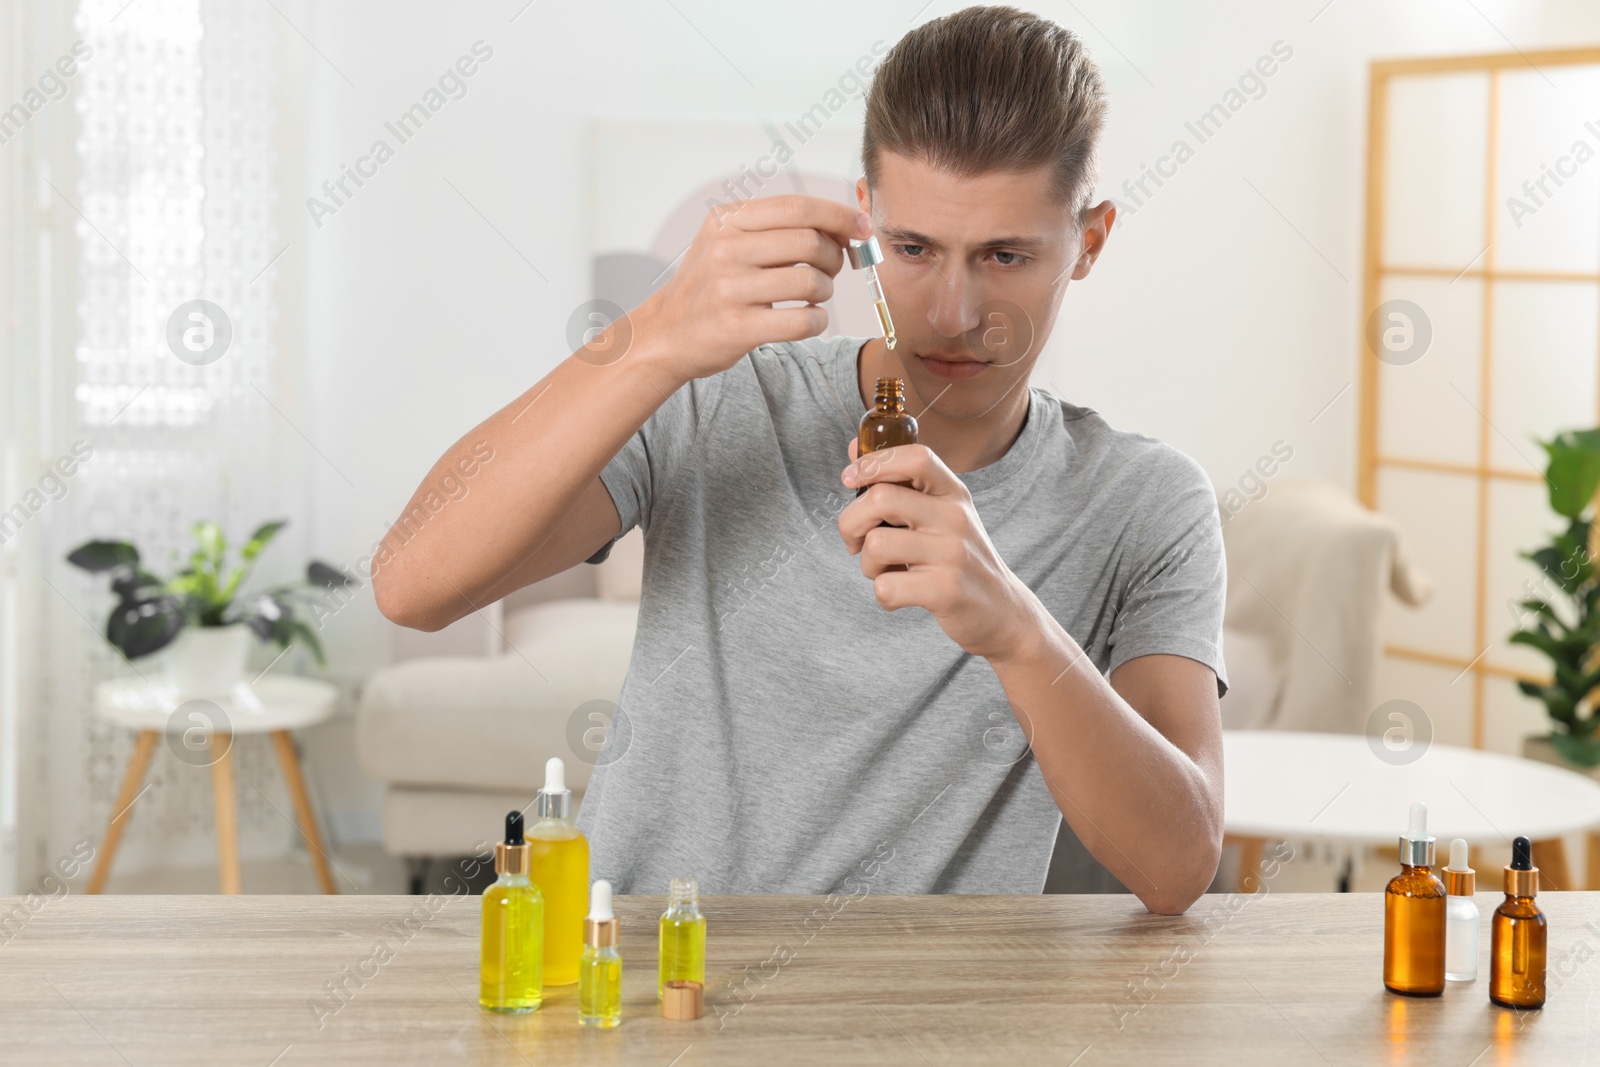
356,530,642,890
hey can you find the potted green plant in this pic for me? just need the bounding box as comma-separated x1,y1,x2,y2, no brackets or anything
1510,428,1600,772
66,519,356,697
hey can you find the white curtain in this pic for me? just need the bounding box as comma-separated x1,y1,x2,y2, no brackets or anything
39,0,299,879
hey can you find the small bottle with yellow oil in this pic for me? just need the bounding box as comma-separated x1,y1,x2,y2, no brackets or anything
1383,802,1447,997
528,757,589,988
578,879,622,1028
658,878,706,1001
480,811,543,1012
1490,836,1547,1010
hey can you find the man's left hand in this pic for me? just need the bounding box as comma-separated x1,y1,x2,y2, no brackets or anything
839,439,1036,660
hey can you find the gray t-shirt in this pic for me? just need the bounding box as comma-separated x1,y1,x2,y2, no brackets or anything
575,334,1227,895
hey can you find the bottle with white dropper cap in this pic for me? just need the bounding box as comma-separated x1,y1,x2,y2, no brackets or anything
1443,837,1478,981
578,879,622,1028
1383,802,1447,996
527,756,590,987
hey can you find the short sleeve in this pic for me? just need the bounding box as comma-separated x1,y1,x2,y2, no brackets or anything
1105,450,1229,697
586,372,723,565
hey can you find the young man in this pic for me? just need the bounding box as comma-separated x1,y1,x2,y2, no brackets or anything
375,5,1227,914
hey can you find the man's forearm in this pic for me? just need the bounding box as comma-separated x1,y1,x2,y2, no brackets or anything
986,591,1223,914
373,312,686,630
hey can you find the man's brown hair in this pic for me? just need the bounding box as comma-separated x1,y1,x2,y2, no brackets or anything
862,5,1108,221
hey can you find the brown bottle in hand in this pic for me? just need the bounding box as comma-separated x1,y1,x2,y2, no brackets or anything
856,377,918,499
1490,836,1547,1009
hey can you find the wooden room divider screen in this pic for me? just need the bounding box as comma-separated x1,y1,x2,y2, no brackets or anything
1359,47,1600,755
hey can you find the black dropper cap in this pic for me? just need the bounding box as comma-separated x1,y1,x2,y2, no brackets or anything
1511,836,1532,870
505,810,525,846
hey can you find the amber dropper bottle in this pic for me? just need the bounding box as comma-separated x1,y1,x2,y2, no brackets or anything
1383,802,1446,996
1490,836,1547,1009
856,377,919,500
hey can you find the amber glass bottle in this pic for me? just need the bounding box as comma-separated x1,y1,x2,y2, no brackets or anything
1383,803,1446,996
1490,836,1546,1010
856,377,918,499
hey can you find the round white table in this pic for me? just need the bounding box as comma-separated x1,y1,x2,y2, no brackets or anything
1223,730,1600,892
89,675,339,895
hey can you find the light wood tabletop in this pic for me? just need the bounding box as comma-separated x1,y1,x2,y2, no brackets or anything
3,889,1598,1065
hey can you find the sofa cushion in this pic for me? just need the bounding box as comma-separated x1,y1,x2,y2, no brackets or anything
501,596,637,655
381,784,588,858
360,599,638,792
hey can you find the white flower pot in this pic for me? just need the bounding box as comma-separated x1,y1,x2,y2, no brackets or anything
162,624,253,699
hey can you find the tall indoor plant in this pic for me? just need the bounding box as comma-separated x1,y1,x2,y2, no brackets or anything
1510,428,1600,769
66,519,355,696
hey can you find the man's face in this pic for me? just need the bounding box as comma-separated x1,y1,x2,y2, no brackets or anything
855,151,1111,420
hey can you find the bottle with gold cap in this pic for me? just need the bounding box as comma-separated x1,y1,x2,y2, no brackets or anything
1383,802,1446,996
1490,836,1547,1009
578,879,621,1028
480,811,544,1012
528,757,589,987
1443,837,1478,982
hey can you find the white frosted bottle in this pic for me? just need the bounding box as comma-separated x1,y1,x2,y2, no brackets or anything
1442,837,1478,981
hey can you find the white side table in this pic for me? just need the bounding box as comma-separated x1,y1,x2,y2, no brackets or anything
87,675,339,895
1223,730,1600,892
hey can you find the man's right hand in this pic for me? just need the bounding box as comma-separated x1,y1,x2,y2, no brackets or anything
630,195,873,382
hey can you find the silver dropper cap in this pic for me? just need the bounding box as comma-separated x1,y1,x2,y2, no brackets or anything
535,756,571,820
846,236,884,269
1399,801,1435,867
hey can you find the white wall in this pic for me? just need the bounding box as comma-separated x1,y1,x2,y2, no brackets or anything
293,0,1600,687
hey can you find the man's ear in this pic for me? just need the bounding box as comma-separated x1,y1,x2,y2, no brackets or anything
855,177,871,216
1070,199,1116,281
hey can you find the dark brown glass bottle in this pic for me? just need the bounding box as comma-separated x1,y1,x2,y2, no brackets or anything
856,377,918,499
1490,836,1546,1009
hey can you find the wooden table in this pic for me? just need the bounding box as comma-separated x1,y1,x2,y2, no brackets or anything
4,891,1599,1064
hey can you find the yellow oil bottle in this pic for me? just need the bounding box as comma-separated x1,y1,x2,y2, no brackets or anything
658,878,707,999
528,757,589,987
480,811,543,1012
578,879,622,1028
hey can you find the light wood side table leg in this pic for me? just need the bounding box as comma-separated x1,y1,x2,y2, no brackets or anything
86,730,160,894
211,734,241,894
1589,831,1600,891
270,730,337,895
1226,835,1265,893
1532,837,1569,891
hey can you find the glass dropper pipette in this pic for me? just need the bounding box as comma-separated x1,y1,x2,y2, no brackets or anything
847,235,897,350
